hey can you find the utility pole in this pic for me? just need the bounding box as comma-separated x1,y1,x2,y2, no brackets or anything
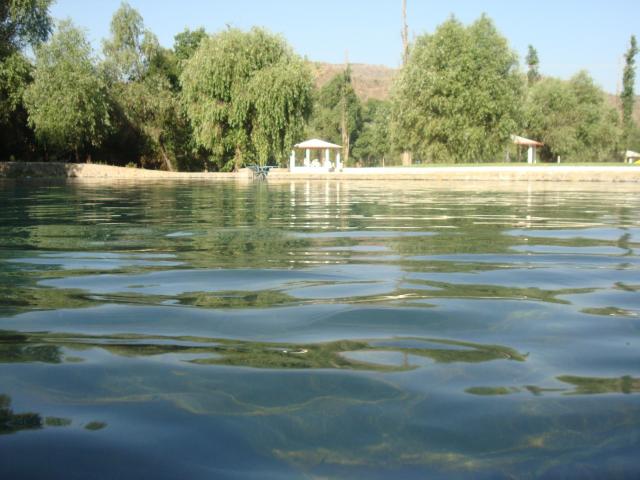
401,0,412,166
401,0,409,66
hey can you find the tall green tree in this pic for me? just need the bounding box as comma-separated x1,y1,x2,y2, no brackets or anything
174,27,206,63
0,0,52,58
526,45,540,86
1,0,53,160
524,71,620,162
102,1,159,83
308,68,362,163
102,2,191,170
352,99,392,166
180,27,313,170
24,20,111,160
391,15,523,163
621,35,638,143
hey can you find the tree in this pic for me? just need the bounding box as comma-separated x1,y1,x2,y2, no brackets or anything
101,3,192,170
102,1,159,83
0,51,35,160
391,15,523,163
352,99,392,165
1,0,53,160
24,20,110,161
0,0,52,59
180,27,313,170
526,45,540,86
308,68,362,163
524,71,620,162
621,35,638,142
174,27,206,63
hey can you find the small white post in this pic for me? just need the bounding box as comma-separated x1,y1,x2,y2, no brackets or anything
527,146,533,164
336,152,342,171
557,155,561,164
289,150,296,171
305,148,310,166
324,149,330,170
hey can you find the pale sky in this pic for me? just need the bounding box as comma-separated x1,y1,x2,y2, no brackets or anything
51,0,640,94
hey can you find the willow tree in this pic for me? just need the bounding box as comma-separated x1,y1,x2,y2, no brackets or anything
24,20,110,161
391,15,523,163
180,27,313,170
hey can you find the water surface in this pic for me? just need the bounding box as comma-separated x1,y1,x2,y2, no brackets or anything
1,179,639,479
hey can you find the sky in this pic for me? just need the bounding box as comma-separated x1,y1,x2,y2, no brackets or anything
51,0,640,94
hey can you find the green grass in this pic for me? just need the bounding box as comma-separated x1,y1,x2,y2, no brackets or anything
390,162,633,168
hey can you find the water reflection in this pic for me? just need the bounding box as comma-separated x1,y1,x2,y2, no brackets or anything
0,180,639,479
466,376,640,396
0,394,43,434
0,329,527,370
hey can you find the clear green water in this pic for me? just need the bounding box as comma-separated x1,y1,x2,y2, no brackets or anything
1,180,639,479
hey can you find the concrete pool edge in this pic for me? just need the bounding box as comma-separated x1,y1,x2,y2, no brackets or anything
2,162,640,183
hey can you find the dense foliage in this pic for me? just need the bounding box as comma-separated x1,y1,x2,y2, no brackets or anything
0,0,52,57
0,5,631,167
24,20,110,160
352,99,392,165
307,67,362,164
101,3,193,170
391,16,523,163
524,72,620,161
0,0,53,160
181,28,313,170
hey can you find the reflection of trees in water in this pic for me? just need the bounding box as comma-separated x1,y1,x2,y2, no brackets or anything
401,279,594,305
1,394,106,435
466,375,640,396
0,329,527,371
0,331,63,363
0,394,42,434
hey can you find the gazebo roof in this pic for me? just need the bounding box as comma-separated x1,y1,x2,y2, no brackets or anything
294,138,342,149
511,135,544,147
626,150,640,158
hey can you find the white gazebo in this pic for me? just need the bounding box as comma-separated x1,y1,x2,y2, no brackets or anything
290,138,342,172
511,135,544,164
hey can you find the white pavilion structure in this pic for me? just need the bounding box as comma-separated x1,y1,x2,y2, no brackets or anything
511,135,544,164
625,150,640,164
290,139,343,172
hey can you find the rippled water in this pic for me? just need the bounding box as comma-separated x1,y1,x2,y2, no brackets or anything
1,179,639,479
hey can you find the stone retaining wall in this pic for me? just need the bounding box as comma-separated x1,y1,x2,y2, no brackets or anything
1,162,640,183
0,162,248,180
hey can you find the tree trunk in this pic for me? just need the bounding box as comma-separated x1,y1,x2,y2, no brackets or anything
234,146,242,172
341,92,349,165
160,145,174,172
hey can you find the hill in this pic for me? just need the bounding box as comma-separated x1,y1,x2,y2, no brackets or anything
310,62,396,101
